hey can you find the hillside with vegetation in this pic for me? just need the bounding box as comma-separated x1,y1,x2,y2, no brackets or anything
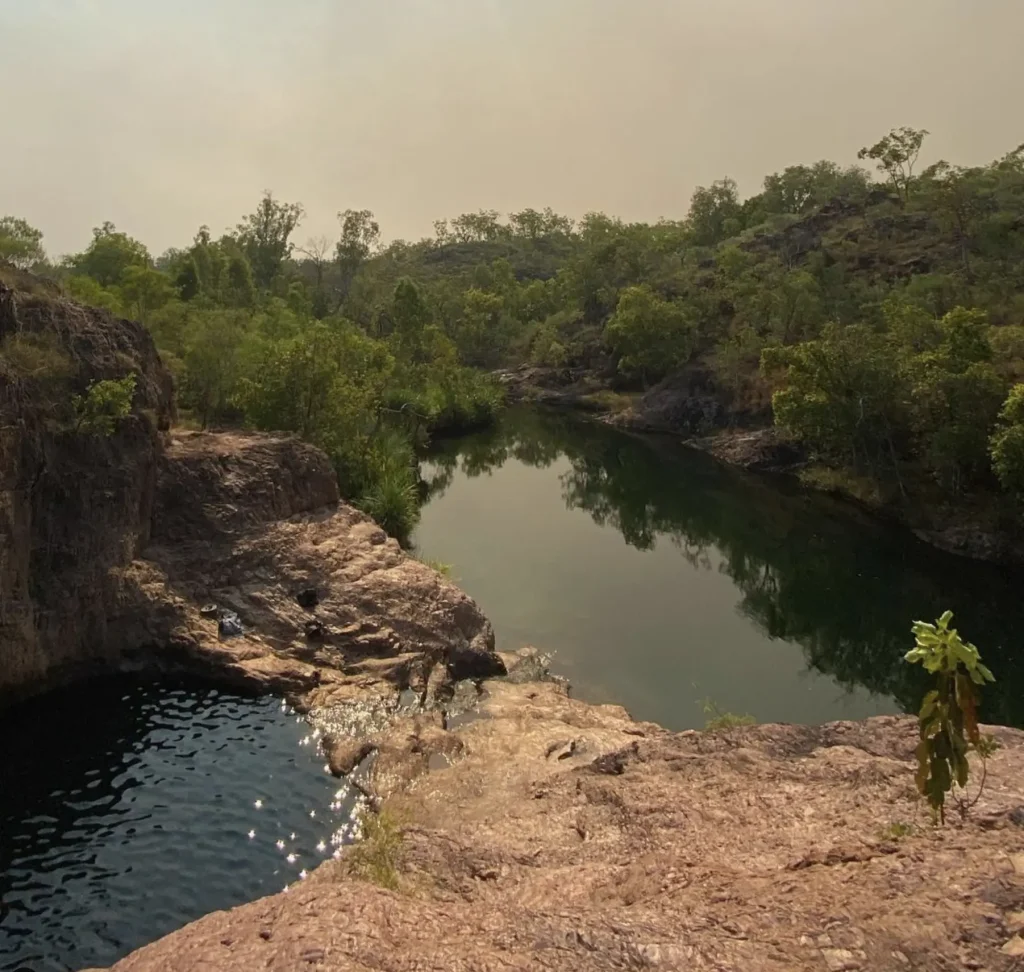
4,127,1024,544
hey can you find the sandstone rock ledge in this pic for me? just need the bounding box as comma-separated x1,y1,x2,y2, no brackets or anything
97,675,1024,972
115,430,505,707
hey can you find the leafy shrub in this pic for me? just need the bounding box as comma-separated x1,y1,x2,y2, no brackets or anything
905,611,998,822
72,374,137,436
356,429,422,543
990,384,1024,496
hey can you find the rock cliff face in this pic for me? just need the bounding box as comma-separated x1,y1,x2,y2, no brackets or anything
0,279,502,705
0,278,174,701
119,430,503,701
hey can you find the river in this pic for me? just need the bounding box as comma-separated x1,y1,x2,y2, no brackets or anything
414,406,1024,731
4,405,1023,970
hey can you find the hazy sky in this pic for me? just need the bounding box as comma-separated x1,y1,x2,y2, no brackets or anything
2,0,1022,257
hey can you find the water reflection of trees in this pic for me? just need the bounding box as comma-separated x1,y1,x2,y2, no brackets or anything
425,408,1024,728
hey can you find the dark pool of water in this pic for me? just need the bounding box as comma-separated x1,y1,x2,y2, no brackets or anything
414,406,1024,731
0,678,359,972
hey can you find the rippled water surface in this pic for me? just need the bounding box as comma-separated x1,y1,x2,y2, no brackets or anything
414,407,1024,731
0,678,356,972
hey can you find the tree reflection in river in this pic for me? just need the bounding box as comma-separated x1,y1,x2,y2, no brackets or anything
424,407,1024,728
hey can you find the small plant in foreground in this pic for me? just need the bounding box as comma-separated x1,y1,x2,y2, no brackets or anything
416,557,453,578
700,697,756,731
878,820,917,841
72,373,136,436
346,809,404,891
905,611,998,823
358,470,420,546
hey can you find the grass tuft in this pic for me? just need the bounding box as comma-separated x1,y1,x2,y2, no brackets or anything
346,809,404,891
700,697,757,731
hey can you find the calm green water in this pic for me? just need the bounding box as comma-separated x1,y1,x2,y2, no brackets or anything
414,407,1024,731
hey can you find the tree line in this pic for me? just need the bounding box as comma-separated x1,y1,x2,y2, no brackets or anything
4,126,1024,528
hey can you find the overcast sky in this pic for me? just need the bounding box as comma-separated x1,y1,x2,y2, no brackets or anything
1,0,1022,257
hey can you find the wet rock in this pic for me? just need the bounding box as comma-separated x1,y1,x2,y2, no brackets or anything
448,641,507,682
325,739,375,778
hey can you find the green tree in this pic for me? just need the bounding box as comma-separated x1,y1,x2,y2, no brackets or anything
71,222,150,286
179,309,246,428
387,279,433,363
509,208,574,239
449,210,506,243
687,178,743,246
335,209,380,307
224,250,256,308
0,216,45,269
174,256,201,301
760,161,870,217
297,235,334,318
119,266,176,323
72,374,137,435
605,285,696,385
858,127,929,203
990,384,1024,495
904,308,1005,493
763,323,908,475
920,162,993,278
236,192,304,290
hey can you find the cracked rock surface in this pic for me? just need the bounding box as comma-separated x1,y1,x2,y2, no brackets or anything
93,683,1024,972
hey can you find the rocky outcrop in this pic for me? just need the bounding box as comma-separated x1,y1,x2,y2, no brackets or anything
691,426,805,473
118,430,504,703
611,365,735,436
0,280,174,702
496,365,620,410
94,675,1024,972
0,280,503,705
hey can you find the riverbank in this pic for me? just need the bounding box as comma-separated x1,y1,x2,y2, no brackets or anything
497,364,1024,566
92,668,1024,972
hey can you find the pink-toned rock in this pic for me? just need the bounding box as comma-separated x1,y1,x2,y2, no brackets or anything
98,686,1024,972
